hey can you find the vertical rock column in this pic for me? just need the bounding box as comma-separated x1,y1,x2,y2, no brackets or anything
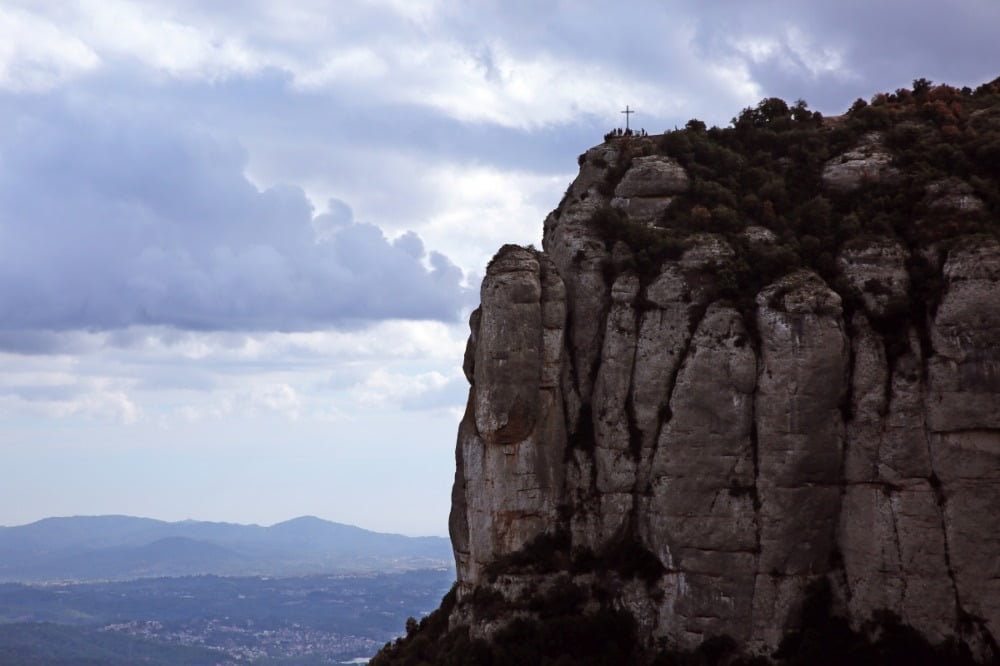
541,187,611,551
752,270,849,648
927,239,1000,648
590,269,641,545
449,245,568,588
837,241,955,641
644,302,758,647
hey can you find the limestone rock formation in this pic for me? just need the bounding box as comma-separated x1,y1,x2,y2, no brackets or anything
445,137,1000,661
836,239,910,318
926,178,987,213
611,154,690,225
821,132,899,192
412,83,1000,666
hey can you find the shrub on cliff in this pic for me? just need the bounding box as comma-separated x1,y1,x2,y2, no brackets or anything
773,579,982,666
369,579,643,666
589,77,1000,349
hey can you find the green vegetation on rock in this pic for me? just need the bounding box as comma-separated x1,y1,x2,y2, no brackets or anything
590,77,1000,319
370,581,644,666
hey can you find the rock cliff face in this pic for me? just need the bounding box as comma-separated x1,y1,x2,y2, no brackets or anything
447,130,1000,658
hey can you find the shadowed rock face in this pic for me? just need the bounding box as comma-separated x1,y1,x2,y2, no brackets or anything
447,142,1000,658
821,132,900,192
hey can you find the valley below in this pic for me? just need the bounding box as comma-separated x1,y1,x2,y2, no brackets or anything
0,569,455,664
0,515,455,664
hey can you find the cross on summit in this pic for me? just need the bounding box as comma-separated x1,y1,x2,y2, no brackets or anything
604,105,646,141
621,105,635,131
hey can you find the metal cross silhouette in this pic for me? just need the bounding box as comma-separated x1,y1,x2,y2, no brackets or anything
621,105,635,131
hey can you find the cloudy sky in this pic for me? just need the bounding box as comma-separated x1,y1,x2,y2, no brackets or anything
1,0,997,537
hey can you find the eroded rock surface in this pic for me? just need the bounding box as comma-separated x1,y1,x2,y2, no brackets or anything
822,132,899,192
448,141,1000,659
837,239,910,318
611,154,690,224
450,245,568,588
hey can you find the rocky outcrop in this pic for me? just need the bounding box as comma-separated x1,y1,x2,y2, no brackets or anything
447,138,1000,660
927,238,1000,432
611,154,690,225
450,245,568,589
926,178,987,213
822,132,899,192
837,239,910,318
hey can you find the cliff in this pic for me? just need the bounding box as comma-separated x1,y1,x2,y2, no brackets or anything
375,79,1000,665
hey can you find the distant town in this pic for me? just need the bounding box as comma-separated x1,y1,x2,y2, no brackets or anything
0,515,456,664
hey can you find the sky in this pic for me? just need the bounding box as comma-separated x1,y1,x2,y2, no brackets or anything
1,0,998,537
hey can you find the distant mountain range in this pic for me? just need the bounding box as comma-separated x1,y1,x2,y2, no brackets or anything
0,515,453,582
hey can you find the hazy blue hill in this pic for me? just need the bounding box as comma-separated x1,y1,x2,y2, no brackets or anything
22,537,252,581
0,516,452,582
0,516,170,551
265,515,454,557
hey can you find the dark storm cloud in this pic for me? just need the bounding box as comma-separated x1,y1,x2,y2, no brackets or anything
670,0,1000,115
0,330,88,355
440,0,1000,121
0,96,472,334
1,1,994,337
